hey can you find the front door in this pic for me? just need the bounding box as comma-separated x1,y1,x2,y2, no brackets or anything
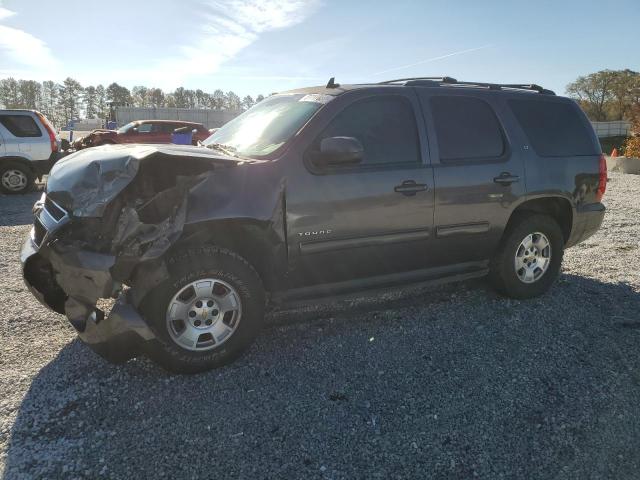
417,90,525,266
286,91,435,287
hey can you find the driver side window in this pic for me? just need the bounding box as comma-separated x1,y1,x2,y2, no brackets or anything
137,123,153,133
317,96,421,167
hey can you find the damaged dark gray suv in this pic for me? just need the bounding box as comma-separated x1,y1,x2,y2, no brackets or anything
21,77,607,373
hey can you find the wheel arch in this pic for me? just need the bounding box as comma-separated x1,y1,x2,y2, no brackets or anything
170,218,288,293
506,196,574,244
0,156,36,173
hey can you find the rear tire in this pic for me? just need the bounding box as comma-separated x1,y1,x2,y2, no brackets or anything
490,213,564,299
0,161,34,194
140,246,265,373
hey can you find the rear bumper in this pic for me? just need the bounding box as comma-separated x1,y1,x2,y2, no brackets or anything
567,202,605,247
21,233,155,363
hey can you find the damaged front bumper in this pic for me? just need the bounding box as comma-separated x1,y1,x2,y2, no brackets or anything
20,199,155,364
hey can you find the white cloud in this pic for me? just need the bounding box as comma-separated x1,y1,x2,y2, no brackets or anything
0,4,58,69
0,0,320,89
0,6,15,21
150,0,322,88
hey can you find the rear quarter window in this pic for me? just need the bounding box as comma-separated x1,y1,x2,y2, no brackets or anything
0,115,42,137
508,99,598,157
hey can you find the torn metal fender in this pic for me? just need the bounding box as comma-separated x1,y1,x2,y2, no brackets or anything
110,174,207,265
46,243,118,331
176,164,290,290
20,239,156,363
75,292,156,364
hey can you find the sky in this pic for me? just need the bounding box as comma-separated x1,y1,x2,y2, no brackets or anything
0,0,638,97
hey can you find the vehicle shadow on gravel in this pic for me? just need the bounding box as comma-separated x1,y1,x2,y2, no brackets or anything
4,274,640,479
0,186,44,227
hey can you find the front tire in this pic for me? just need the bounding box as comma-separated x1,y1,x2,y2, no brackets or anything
140,247,265,373
490,214,564,299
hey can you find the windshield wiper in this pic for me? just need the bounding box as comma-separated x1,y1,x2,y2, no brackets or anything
205,142,239,158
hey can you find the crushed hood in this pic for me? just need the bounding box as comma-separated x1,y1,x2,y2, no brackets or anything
46,144,245,217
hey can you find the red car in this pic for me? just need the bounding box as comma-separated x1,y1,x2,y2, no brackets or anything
73,120,212,149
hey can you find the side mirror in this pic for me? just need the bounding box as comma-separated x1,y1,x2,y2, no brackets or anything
314,136,364,167
131,127,138,133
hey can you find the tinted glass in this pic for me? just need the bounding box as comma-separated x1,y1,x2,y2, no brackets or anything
137,123,153,133
320,96,420,165
0,115,42,137
430,96,505,161
509,99,597,157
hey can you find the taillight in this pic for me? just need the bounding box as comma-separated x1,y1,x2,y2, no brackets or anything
35,111,58,153
596,154,607,202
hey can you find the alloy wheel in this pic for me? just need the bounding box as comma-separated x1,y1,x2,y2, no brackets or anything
165,278,242,351
514,232,552,284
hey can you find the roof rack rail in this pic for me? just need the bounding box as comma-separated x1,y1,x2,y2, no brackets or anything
379,76,458,85
378,77,555,95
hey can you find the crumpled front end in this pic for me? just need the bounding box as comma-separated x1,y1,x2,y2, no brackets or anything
21,144,243,363
22,234,155,363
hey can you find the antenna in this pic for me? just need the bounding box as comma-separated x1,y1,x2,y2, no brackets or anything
326,77,340,89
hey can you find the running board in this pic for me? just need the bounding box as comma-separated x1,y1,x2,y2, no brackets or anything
271,261,489,306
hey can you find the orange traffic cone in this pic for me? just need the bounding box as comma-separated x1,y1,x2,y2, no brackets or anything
611,147,618,157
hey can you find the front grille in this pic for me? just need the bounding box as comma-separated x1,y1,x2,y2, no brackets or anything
33,217,47,246
44,197,67,221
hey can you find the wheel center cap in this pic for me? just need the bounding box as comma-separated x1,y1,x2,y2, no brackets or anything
188,298,219,328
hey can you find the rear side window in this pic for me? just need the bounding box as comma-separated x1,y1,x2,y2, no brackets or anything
319,96,420,166
430,96,505,162
508,99,597,157
0,115,42,137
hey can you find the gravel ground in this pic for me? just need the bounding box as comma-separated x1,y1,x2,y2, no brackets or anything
1,173,639,479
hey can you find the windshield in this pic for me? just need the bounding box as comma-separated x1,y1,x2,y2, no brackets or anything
202,94,325,158
116,122,136,134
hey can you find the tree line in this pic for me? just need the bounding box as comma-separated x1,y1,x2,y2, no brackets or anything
0,77,265,128
2,70,638,128
566,69,640,121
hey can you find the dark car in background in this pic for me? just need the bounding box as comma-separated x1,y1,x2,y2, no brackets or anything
72,120,211,149
21,77,606,373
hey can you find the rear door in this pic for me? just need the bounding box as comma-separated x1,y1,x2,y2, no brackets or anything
286,90,435,286
417,90,525,266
